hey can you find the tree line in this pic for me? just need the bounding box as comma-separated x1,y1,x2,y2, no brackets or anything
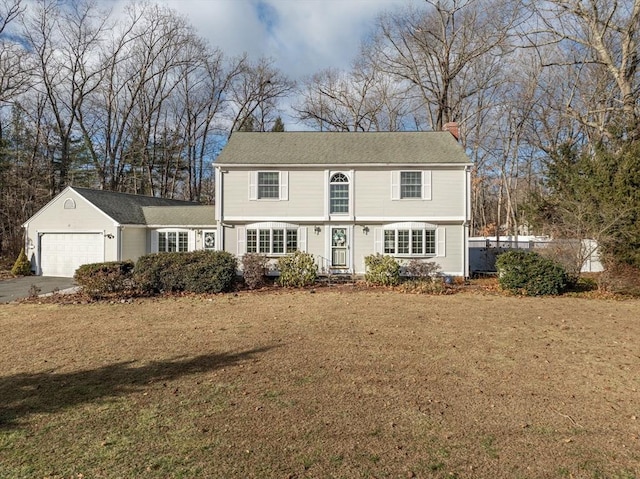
1,0,639,270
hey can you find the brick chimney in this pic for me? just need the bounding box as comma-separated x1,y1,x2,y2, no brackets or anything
443,122,460,141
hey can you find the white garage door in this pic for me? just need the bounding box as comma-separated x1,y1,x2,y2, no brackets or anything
40,233,104,277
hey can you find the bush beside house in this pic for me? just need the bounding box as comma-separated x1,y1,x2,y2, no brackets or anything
496,250,568,296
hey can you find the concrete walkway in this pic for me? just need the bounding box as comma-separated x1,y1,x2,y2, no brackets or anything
0,276,78,303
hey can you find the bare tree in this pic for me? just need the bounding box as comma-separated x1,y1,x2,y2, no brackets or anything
21,0,110,194
227,57,294,136
294,57,414,131
528,0,640,142
368,0,524,132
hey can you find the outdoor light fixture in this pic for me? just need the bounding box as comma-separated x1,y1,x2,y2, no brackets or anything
362,225,370,234
314,225,321,234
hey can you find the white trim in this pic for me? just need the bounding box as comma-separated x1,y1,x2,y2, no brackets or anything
216,162,472,169
22,186,123,228
145,224,216,228
224,216,331,222
215,166,223,224
353,216,467,222
384,221,438,229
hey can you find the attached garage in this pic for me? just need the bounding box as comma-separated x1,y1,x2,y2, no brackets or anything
22,186,216,277
40,233,104,277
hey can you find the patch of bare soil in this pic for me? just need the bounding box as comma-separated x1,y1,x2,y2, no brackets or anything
0,290,638,478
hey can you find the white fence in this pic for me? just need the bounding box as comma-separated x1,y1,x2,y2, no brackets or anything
469,236,603,275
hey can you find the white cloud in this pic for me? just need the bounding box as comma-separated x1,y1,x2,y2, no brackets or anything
155,0,413,79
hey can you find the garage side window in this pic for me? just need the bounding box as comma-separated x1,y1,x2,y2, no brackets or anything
158,231,189,252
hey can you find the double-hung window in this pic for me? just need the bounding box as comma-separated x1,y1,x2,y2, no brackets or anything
330,172,349,214
392,171,431,200
400,171,422,198
249,171,288,200
384,228,436,256
246,227,298,254
258,172,279,199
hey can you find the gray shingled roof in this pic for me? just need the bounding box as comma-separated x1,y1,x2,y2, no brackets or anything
72,187,201,224
142,206,216,226
215,131,471,166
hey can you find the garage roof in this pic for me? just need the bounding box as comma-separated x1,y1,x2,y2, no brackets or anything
73,187,204,225
142,206,216,226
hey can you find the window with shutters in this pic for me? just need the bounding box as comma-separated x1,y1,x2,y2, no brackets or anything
246,228,299,255
383,228,436,256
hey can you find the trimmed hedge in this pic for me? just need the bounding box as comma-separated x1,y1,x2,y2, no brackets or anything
496,250,567,296
134,250,237,294
365,254,400,286
74,261,135,299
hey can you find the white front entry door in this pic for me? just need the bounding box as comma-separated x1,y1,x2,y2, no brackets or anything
331,227,349,269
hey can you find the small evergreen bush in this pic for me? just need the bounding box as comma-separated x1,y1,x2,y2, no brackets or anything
74,261,135,299
11,248,32,276
277,251,317,287
364,254,400,286
242,253,269,289
496,250,568,296
134,251,237,294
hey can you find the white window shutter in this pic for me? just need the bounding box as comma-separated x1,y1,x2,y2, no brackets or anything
298,226,307,252
189,230,196,251
150,231,159,253
280,171,289,200
249,172,257,200
423,171,432,200
237,227,246,255
391,171,400,200
374,228,383,254
436,226,446,257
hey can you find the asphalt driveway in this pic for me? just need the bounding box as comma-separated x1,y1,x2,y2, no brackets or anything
0,276,77,303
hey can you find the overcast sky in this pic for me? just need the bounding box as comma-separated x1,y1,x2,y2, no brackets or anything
153,0,415,78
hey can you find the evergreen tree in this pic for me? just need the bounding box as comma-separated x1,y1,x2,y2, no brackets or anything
271,116,285,132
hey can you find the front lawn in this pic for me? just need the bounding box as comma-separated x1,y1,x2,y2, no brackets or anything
1,291,638,478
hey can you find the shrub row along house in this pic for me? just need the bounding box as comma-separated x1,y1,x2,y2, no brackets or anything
22,131,472,278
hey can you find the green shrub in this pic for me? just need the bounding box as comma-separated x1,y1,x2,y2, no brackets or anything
134,251,237,295
182,251,237,294
74,261,135,299
11,248,32,276
277,251,317,287
364,254,400,286
496,250,568,296
242,253,269,289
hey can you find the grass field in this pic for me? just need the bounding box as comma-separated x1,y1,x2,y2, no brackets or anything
1,289,639,478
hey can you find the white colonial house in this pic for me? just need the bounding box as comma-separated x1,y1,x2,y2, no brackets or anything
22,131,472,278
214,131,472,277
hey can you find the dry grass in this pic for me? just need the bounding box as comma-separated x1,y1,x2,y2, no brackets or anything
1,289,639,478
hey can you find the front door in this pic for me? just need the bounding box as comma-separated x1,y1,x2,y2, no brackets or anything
331,227,348,269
